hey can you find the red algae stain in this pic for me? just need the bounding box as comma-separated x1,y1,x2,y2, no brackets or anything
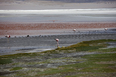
0,23,116,30
0,23,116,36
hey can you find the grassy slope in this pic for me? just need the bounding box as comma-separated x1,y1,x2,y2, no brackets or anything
0,39,116,77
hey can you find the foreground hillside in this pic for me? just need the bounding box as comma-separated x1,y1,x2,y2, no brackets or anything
0,39,116,77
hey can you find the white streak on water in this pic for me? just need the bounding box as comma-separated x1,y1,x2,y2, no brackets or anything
0,9,116,14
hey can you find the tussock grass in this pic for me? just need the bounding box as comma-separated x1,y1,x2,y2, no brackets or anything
36,53,116,76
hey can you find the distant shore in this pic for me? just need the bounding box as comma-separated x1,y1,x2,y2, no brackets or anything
0,1,116,10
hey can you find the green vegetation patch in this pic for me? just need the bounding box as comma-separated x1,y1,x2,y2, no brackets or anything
10,67,23,71
43,39,116,54
89,47,116,52
60,39,111,51
0,52,41,60
0,58,12,64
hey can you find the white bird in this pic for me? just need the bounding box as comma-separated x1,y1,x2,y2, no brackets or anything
104,28,107,31
73,29,76,32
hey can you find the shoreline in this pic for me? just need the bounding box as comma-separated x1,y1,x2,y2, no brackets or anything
0,27,116,55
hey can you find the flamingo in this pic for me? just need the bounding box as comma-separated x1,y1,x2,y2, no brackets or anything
104,28,107,31
55,38,59,48
6,35,10,38
73,29,76,33
6,35,10,48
